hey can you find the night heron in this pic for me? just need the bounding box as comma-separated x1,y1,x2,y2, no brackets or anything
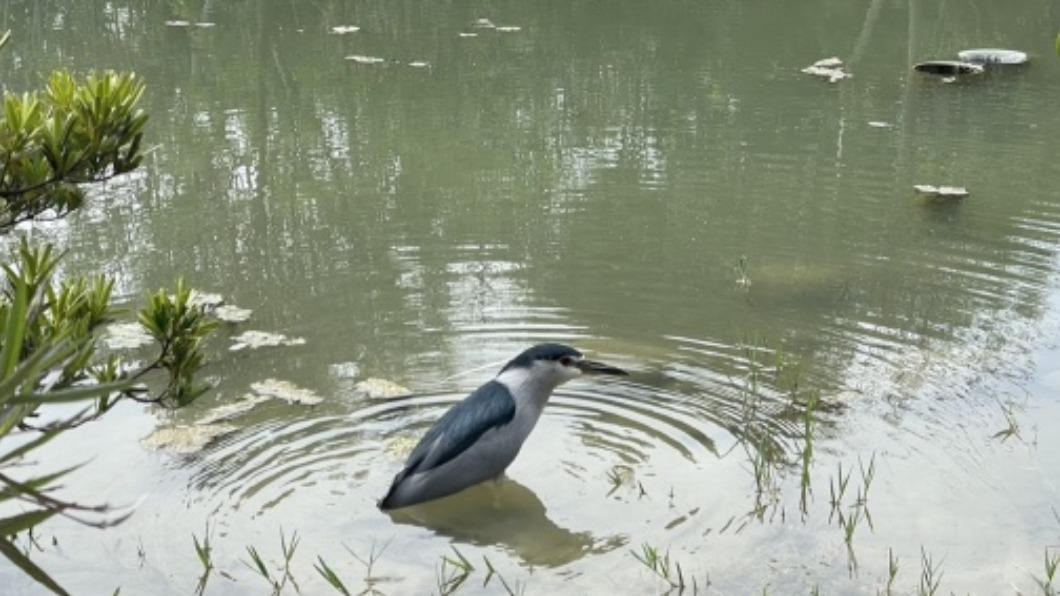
379,343,627,510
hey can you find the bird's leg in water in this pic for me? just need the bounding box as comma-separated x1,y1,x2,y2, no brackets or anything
489,475,505,509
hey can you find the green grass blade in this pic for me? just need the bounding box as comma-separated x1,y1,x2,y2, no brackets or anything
0,280,30,380
0,537,70,595
0,429,61,465
0,508,57,536
10,379,132,404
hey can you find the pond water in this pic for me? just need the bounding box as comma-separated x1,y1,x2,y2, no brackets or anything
3,1,1060,594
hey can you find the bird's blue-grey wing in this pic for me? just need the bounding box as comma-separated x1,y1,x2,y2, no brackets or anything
379,381,516,508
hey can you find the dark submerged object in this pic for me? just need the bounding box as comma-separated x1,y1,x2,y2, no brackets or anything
913,61,984,76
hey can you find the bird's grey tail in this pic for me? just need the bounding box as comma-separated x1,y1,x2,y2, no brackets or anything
378,471,408,510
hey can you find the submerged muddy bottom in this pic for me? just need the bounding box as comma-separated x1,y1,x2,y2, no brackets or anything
3,0,1060,593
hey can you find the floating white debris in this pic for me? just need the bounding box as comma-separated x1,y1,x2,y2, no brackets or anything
608,464,636,487
229,330,306,351
214,304,252,323
329,361,361,380
250,379,324,405
458,32,479,38
495,26,522,32
801,64,851,83
345,55,385,65
142,424,236,454
386,435,419,459
473,18,496,29
194,22,216,28
330,25,361,34
104,323,154,350
914,185,969,199
408,61,431,68
812,56,843,68
196,393,272,425
354,378,410,399
913,61,983,76
164,20,191,27
188,291,225,309
957,48,1028,65
868,121,893,128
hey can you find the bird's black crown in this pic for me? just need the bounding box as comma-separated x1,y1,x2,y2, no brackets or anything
500,343,582,372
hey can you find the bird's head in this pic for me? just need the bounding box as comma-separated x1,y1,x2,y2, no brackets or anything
499,343,628,387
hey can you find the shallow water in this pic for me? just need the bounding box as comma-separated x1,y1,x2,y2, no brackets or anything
2,0,1060,593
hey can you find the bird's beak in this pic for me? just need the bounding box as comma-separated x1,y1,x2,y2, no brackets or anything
576,359,628,376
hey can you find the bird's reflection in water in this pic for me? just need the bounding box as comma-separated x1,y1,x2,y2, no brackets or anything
386,478,624,567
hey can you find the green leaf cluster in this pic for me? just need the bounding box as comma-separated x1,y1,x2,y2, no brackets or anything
0,69,147,230
138,279,217,408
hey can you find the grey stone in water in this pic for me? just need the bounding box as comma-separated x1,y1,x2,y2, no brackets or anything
104,323,154,350
913,61,984,76
250,379,324,405
354,378,411,399
957,48,1028,65
142,424,237,454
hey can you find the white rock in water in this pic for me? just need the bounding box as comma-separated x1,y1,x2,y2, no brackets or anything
142,424,236,454
354,378,410,399
801,65,851,83
105,323,154,350
495,26,522,32
229,330,306,351
188,291,225,309
813,56,843,68
196,393,273,425
957,48,1028,65
164,20,191,27
473,18,496,29
408,61,430,68
458,32,479,38
250,379,324,405
214,305,252,323
329,361,361,379
937,186,969,198
914,185,968,198
345,55,385,65
331,25,360,34
194,22,216,28
868,121,893,128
